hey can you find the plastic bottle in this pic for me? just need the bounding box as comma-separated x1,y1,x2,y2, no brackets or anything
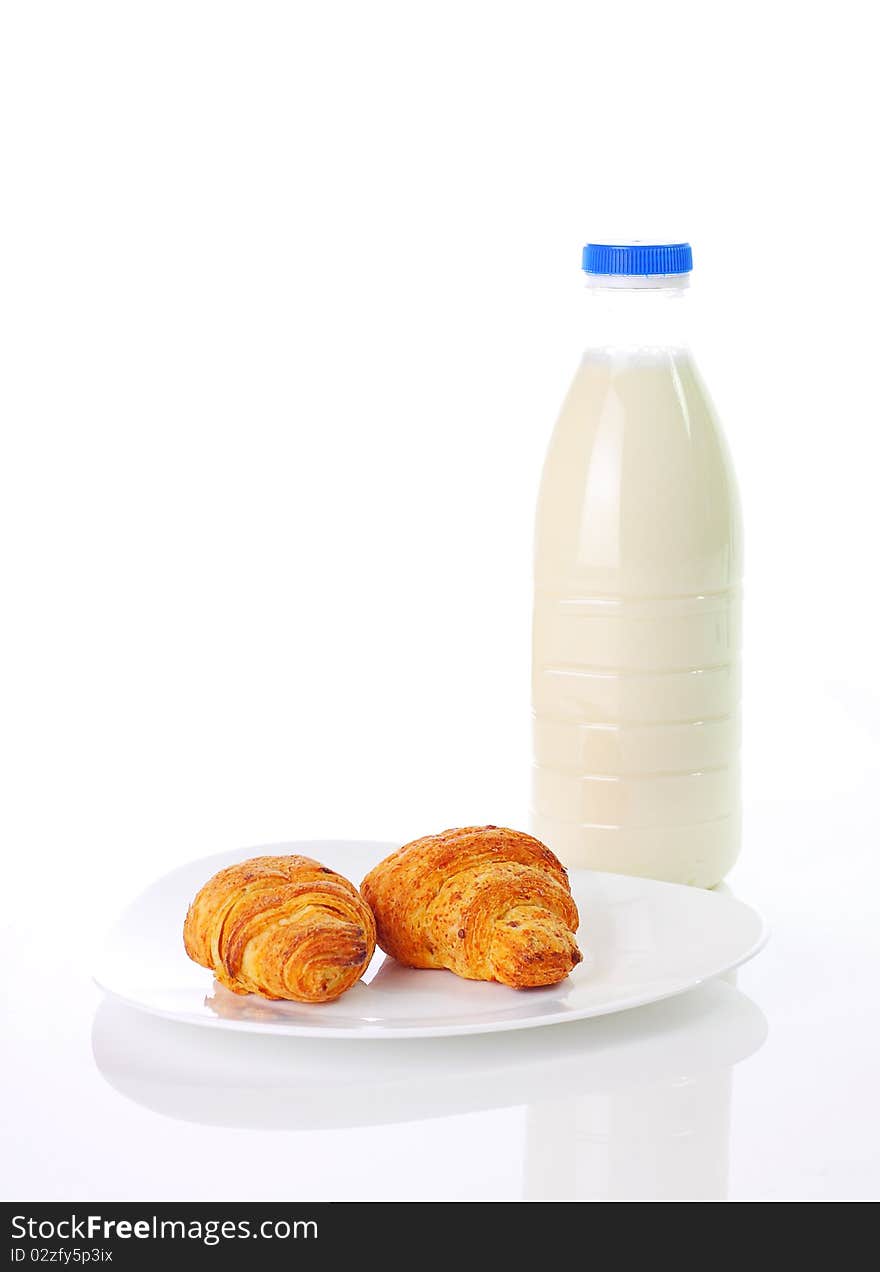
532,242,741,887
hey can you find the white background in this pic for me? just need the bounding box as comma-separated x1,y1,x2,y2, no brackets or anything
2,1,879,1203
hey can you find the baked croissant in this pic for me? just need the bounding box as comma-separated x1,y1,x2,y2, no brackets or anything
361,826,582,988
183,855,376,1003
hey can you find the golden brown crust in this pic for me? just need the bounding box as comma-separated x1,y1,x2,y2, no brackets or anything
361,826,582,989
183,855,376,1003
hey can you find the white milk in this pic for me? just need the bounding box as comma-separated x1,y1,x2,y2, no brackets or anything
532,247,742,886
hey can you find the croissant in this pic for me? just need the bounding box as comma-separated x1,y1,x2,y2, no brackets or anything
361,826,582,989
183,855,376,1003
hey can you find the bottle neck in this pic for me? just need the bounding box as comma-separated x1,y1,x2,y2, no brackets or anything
583,278,690,355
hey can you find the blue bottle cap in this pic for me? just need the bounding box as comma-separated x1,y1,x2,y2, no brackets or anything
582,242,693,276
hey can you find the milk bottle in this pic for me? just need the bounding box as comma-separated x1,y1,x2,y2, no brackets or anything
532,243,741,887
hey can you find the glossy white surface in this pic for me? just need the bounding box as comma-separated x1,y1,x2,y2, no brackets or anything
95,841,767,1038
3,794,880,1200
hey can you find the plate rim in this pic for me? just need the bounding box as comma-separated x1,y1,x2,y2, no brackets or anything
93,839,770,1040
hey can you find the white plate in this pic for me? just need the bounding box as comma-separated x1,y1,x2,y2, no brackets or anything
94,840,768,1039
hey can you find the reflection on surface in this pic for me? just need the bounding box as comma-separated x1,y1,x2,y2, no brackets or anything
526,1059,734,1200
93,980,765,1200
